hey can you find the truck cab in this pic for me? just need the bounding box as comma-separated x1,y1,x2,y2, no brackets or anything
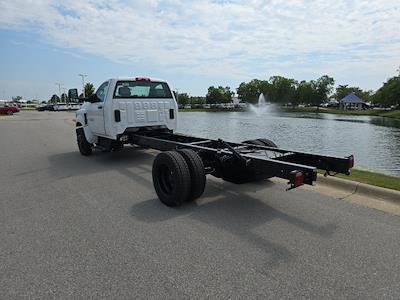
74,77,178,154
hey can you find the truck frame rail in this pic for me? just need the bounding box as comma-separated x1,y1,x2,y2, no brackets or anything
130,131,354,191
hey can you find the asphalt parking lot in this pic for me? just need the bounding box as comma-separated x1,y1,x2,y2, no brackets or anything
1,111,400,299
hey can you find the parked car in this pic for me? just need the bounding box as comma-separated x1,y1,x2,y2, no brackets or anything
36,104,48,111
0,103,19,115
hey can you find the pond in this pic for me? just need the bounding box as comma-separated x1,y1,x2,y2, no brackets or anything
177,110,400,176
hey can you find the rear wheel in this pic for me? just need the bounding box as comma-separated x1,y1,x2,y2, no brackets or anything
152,151,191,207
178,149,206,201
257,138,278,148
242,138,278,148
7,110,13,115
242,139,264,146
76,128,92,156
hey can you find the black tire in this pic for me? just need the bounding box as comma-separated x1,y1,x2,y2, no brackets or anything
7,110,13,115
112,141,124,151
242,139,264,146
76,128,92,156
242,138,277,148
152,151,191,207
178,149,206,201
257,138,278,148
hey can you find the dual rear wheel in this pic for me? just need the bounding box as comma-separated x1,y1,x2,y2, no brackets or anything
152,149,206,207
242,138,278,148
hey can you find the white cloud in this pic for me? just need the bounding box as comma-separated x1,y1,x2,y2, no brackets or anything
0,0,399,88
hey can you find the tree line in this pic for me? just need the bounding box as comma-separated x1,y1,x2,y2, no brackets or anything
178,68,400,107
16,69,397,107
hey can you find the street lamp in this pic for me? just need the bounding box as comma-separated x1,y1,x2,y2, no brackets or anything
55,82,63,102
78,74,88,98
55,82,62,96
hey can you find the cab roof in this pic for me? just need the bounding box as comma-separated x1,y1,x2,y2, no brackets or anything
113,76,167,83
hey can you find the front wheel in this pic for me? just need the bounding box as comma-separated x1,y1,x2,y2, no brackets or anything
76,128,92,156
7,110,13,115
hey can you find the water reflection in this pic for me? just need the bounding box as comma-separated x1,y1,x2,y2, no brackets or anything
369,116,400,129
177,111,400,176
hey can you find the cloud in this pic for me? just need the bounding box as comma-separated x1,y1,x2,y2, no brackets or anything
0,0,399,86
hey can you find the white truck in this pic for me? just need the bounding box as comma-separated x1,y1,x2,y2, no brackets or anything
74,77,177,154
70,77,354,207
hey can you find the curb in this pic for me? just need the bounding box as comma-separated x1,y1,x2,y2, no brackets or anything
317,175,400,203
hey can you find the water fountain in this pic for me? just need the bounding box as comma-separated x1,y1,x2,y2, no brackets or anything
249,93,270,115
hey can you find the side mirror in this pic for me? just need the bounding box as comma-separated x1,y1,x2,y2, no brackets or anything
87,94,100,103
68,88,79,102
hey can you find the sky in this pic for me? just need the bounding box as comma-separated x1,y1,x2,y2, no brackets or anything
0,0,399,100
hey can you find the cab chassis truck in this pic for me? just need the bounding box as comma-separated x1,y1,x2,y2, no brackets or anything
70,77,354,207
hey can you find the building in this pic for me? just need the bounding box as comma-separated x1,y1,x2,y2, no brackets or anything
232,97,240,105
340,93,366,110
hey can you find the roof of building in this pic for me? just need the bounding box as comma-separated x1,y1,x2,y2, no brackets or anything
341,92,364,103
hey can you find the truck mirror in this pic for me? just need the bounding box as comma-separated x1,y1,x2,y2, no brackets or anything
68,89,79,102
87,94,100,103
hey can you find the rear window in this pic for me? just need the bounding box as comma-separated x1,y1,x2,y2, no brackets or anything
113,81,173,99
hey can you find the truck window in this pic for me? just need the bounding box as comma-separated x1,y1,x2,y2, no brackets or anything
113,81,172,99
96,81,109,102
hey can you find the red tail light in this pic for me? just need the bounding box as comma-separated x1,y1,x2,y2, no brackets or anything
348,155,354,169
135,77,151,81
293,171,304,187
288,170,304,190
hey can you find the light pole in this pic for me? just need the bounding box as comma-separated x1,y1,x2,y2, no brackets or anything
62,87,67,103
55,82,62,102
78,74,88,98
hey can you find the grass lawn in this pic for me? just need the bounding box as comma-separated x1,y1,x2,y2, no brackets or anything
179,108,244,112
318,168,400,191
179,107,400,119
285,107,400,120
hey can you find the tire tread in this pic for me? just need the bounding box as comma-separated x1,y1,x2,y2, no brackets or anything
178,149,206,201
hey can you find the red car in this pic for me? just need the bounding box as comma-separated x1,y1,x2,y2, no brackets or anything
0,103,19,115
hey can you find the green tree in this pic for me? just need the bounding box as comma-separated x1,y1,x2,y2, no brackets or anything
190,96,206,105
176,92,190,106
294,81,317,106
312,75,335,108
60,93,68,103
84,83,95,97
206,86,233,104
236,79,272,103
268,76,297,104
373,75,400,106
50,94,60,103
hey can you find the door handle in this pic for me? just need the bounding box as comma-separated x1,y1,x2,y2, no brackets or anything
98,106,103,109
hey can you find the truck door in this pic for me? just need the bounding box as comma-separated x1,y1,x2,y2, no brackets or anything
86,81,109,136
